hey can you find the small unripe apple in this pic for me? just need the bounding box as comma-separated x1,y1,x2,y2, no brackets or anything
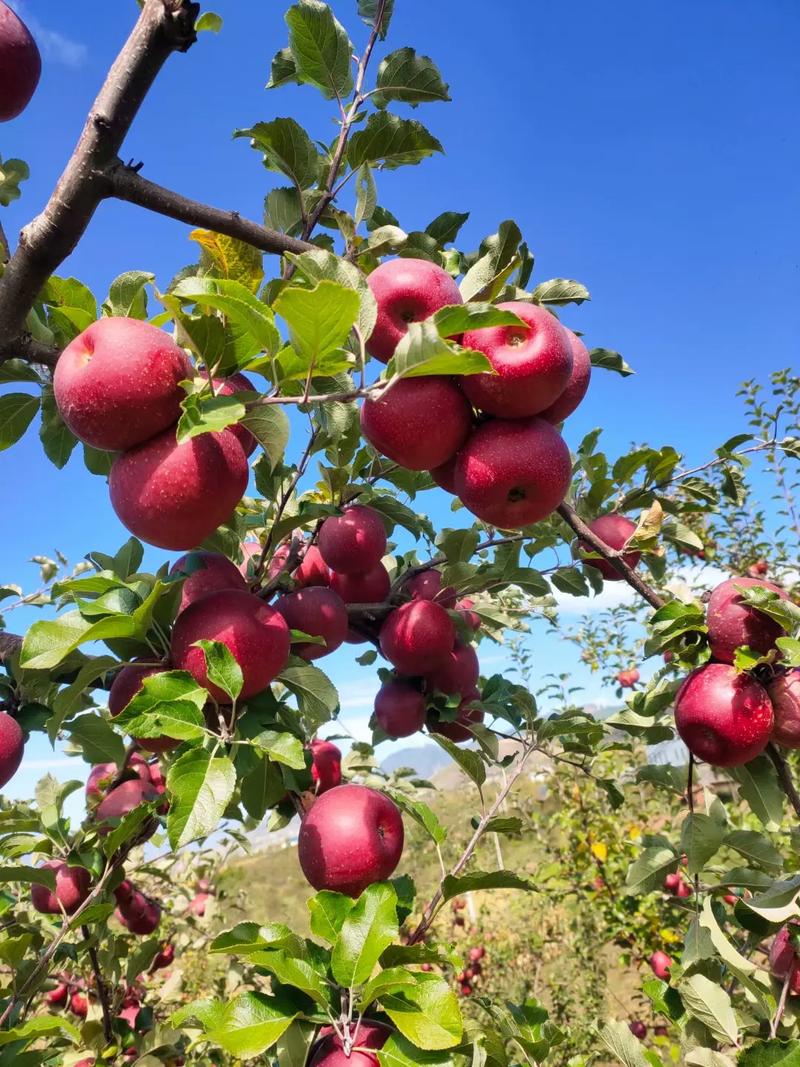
0,0,41,121
318,506,387,575
277,587,348,660
170,589,290,701
0,711,24,788
454,417,572,529
171,550,247,612
110,427,248,550
309,1021,391,1066
649,950,672,980
366,257,462,363
361,376,472,470
374,679,426,738
706,576,788,664
674,662,773,767
31,860,91,915
309,739,342,793
330,563,390,605
578,515,640,580
298,783,404,897
767,670,800,748
54,318,192,452
539,329,592,424
404,569,457,608
109,663,179,753
425,642,480,697
380,600,455,675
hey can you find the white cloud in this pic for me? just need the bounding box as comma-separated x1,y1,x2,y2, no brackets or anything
553,581,637,616
8,2,88,68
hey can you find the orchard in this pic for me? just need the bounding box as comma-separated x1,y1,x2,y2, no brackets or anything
0,2,798,1065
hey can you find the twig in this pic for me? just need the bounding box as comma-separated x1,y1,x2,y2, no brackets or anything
766,744,800,819
771,967,792,1038
82,926,113,1042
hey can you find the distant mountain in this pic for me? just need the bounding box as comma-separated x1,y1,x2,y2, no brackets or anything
381,742,450,779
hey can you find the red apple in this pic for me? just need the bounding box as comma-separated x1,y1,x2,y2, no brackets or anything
455,417,572,529
380,600,455,675
748,560,769,577
425,641,480,697
469,946,485,961
240,540,264,577
70,992,89,1018
663,873,680,893
331,563,391,604
46,981,69,1006
276,587,348,660
578,515,640,581
309,1021,391,1066
310,739,342,793
374,679,426,738
460,984,473,997
674,662,774,767
54,319,191,452
318,506,387,575
294,545,331,587
427,690,484,743
366,257,462,363
96,778,157,827
706,576,789,664
457,598,481,632
649,950,672,980
0,711,23,788
361,376,472,470
170,589,290,701
628,1021,647,1040
430,454,458,494
0,2,41,121
461,301,573,418
212,372,258,456
404,569,457,608
539,329,592,424
171,550,247,612
676,879,693,899
616,668,640,688
109,427,248,551
153,943,174,970
86,761,117,803
770,924,800,987
298,783,404,897
116,887,161,935
109,663,180,753
31,860,90,915
767,669,800,749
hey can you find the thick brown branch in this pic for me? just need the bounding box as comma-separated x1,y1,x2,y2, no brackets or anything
557,501,666,610
105,164,316,258
0,0,199,351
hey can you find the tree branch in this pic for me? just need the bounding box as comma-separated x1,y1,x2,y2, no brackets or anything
82,926,113,1042
0,0,199,351
766,743,800,820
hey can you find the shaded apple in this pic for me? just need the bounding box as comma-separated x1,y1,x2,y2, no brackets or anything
318,506,387,575
577,515,640,581
457,598,481,633
454,417,572,529
31,860,91,915
331,563,390,604
628,1021,647,1040
380,600,455,675
298,783,404,897
366,257,462,363
310,739,342,793
0,0,41,121
96,778,158,829
361,376,472,470
425,641,480,697
767,669,800,748
374,678,426,738
404,569,456,608
706,576,789,664
295,544,331,587
171,550,246,612
276,587,348,660
429,454,458,494
309,1021,391,1066
674,662,773,767
539,329,592,424
46,981,69,1006
0,711,24,788
116,887,161,935
170,588,290,701
110,426,248,551
427,689,485,743
212,372,258,456
769,923,800,994
109,663,180,753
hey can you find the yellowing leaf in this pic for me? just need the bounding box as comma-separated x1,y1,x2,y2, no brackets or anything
190,229,264,292
591,842,608,862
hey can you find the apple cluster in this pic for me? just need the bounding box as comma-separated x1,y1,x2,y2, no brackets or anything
360,258,592,530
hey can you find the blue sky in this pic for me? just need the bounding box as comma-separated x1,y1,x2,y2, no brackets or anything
1,1,798,808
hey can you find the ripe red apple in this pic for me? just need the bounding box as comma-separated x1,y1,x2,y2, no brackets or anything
318,506,387,575
276,587,348,660
664,873,680,893
109,663,180,753
770,924,800,995
539,329,592,424
461,301,573,418
240,540,264,577
427,690,485,743
380,600,455,675
309,1021,391,1066
426,641,480,697
361,376,472,470
86,761,117,803
675,879,693,899
110,427,248,551
170,589,290,701
454,417,572,529
649,950,672,980
331,563,390,604
116,889,161,935
46,981,69,1006
70,992,89,1018
674,662,774,767
96,778,157,828
767,670,800,748
616,668,640,689
457,598,481,632
366,257,462,363
706,576,789,664
31,860,91,915
171,550,247,612
54,319,191,452
0,1,40,121
430,454,458,494
374,679,426,738
628,1021,647,1040
0,711,24,788
469,946,485,961
460,983,473,997
212,372,258,456
310,739,342,793
578,515,640,580
294,545,331,587
405,569,457,608
153,943,174,970
298,783,404,897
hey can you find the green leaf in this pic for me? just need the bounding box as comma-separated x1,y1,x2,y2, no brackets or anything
531,278,590,306
377,1035,457,1067
385,789,446,846
210,921,301,956
0,1014,81,1048
597,1021,651,1067
0,865,56,888
252,729,305,769
285,0,353,99
196,11,222,33
68,713,125,765
430,734,485,788
113,669,208,742
433,302,525,338
39,385,77,469
386,320,493,380
236,118,321,191
354,164,377,228
425,211,469,246
382,972,463,1050
0,155,29,207
274,279,360,366
441,869,536,900
194,638,243,702
166,748,236,849
359,966,419,1012
590,348,635,376
279,663,339,727
200,991,299,1057
738,1042,800,1067
680,813,725,876
283,248,378,339
725,829,783,875
241,405,290,471
743,875,800,923
240,757,286,820
460,220,522,302
373,48,450,108
267,47,299,90
103,271,154,318
0,358,42,384
331,882,399,987
347,112,444,171
171,276,280,359
176,393,247,444
731,757,785,831
357,0,394,38
678,974,739,1045
0,392,39,451
625,846,676,894
308,890,355,943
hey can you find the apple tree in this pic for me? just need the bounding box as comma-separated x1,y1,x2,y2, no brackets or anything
0,2,799,1065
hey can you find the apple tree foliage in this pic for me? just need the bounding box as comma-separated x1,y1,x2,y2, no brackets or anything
0,2,800,1065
